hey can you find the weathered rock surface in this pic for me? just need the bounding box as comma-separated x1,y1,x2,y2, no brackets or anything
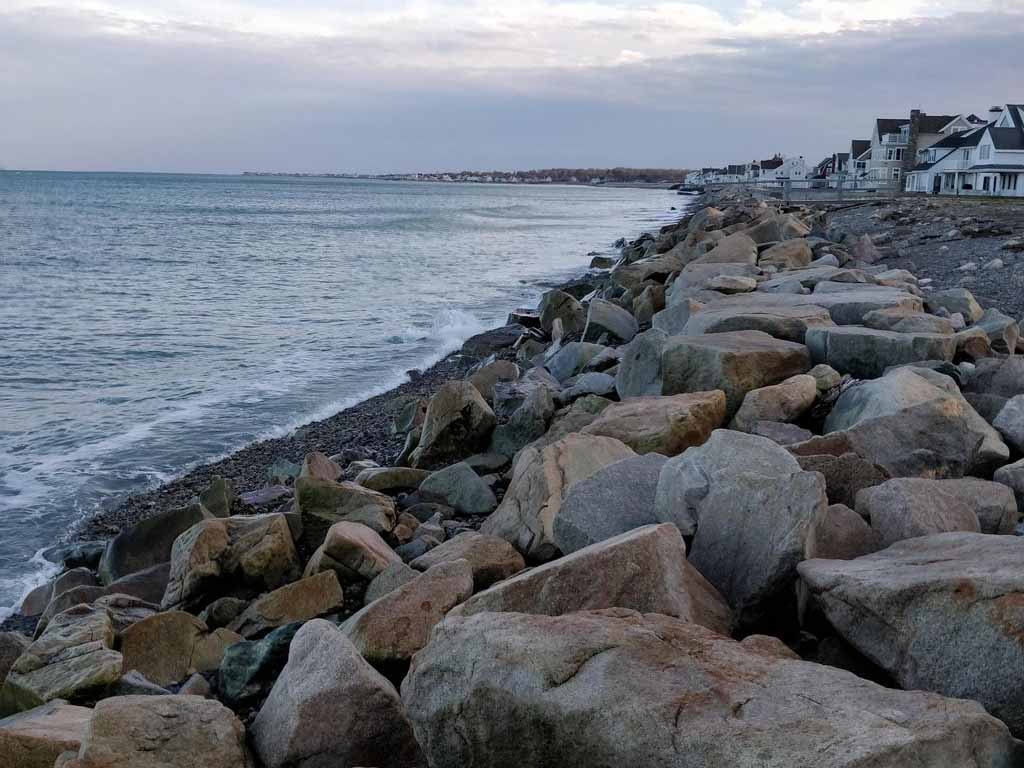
120,611,241,686
693,231,758,264
582,298,638,344
218,622,301,711
993,395,1024,454
855,478,981,548
295,477,397,549
661,330,811,417
655,430,826,627
552,453,666,554
615,328,667,398
679,303,834,344
863,307,955,335
299,452,342,482
304,521,400,582
453,524,732,635
98,502,213,585
252,620,423,768
354,466,430,493
480,433,636,561
580,391,725,455
794,452,889,508
925,288,984,322
228,571,344,638
0,701,91,768
161,514,300,611
365,561,420,604
72,694,249,768
341,559,474,666
409,532,524,590
418,461,497,516
799,532,1024,735
807,503,880,560
730,374,817,432
403,609,1021,768
538,289,585,337
759,238,813,269
805,326,955,379
409,380,496,468
3,605,122,711
820,367,1009,477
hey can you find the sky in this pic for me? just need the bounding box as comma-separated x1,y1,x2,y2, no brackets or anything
1,1,1021,174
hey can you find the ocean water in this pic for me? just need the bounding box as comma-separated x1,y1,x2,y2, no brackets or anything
0,171,683,617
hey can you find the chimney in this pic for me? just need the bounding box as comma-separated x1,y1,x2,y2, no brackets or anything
904,109,922,178
989,105,1004,121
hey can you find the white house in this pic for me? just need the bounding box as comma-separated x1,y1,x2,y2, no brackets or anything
905,105,1024,197
759,155,807,181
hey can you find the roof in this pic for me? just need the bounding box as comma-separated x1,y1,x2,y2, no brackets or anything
989,128,1024,151
726,164,747,175
967,164,1024,172
911,161,937,171
966,114,987,125
850,139,870,159
876,118,908,137
929,127,987,149
760,158,784,170
918,114,959,133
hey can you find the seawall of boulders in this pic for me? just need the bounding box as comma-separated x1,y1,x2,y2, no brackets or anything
3,189,1024,766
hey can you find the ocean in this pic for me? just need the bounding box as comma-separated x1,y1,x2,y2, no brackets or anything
0,171,682,617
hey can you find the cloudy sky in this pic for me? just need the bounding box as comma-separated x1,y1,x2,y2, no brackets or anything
1,1,1021,173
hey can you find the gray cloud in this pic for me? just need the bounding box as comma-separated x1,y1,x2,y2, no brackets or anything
0,6,1020,172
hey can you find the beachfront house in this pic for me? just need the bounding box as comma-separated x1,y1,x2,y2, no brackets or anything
905,105,1024,197
864,111,960,187
848,139,871,181
759,155,807,181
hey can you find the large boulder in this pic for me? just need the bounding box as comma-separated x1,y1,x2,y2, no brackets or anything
341,560,474,667
98,502,213,585
759,238,812,269
409,532,524,590
661,330,810,418
2,605,122,711
744,212,810,243
161,514,300,612
863,307,955,335
0,701,91,768
692,231,758,264
354,466,430,494
252,620,423,768
964,356,1024,399
228,571,345,638
925,288,984,322
730,374,817,432
805,326,955,379
615,328,668,398
468,359,519,402
403,609,1021,768
799,533,1024,735
295,477,397,550
538,289,585,337
680,303,834,344
461,324,525,358
582,299,638,344
72,694,249,768
655,430,827,627
855,478,981,548
553,454,666,554
544,342,608,382
452,524,732,635
795,452,889,508
418,461,497,516
580,391,726,455
120,611,241,686
807,503,881,560
299,451,342,482
409,381,496,468
710,287,923,326
489,382,556,457
218,622,301,711
303,521,400,582
993,395,1024,453
480,434,636,561
819,367,1009,477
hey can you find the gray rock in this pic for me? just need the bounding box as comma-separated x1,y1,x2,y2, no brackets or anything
364,561,419,604
794,452,889,508
976,307,1020,354
820,367,1008,477
98,501,213,585
966,357,1024,399
199,475,236,518
403,609,1021,768
994,458,1024,517
553,454,667,554
805,326,955,379
994,395,1024,453
409,381,496,469
418,461,497,516
679,303,834,344
615,328,667,398
799,532,1024,736
855,478,981,548
557,371,615,403
748,420,814,445
252,620,423,768
807,504,880,560
661,330,811,418
461,324,526,358
410,532,525,590
652,298,703,336
925,288,983,322
730,374,817,433
863,307,955,335
544,341,608,382
582,299,638,344
452,524,732,635
538,290,585,337
489,384,556,458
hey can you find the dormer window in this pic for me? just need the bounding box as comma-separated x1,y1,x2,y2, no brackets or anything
980,145,991,160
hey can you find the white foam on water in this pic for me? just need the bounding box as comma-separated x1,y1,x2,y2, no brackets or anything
0,547,61,622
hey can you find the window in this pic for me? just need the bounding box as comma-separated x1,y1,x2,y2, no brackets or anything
885,148,903,161
892,168,901,180
962,149,971,165
980,145,991,160
983,176,991,191
1001,173,1020,191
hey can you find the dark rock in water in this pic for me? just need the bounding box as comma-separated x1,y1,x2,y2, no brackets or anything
42,541,106,570
218,621,302,711
461,324,525,358
98,502,213,586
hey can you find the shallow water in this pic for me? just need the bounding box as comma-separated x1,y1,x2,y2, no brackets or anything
0,171,684,616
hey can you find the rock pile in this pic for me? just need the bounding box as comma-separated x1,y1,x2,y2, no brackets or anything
4,192,1024,766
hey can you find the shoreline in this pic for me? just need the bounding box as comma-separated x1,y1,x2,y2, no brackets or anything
0,194,693,627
